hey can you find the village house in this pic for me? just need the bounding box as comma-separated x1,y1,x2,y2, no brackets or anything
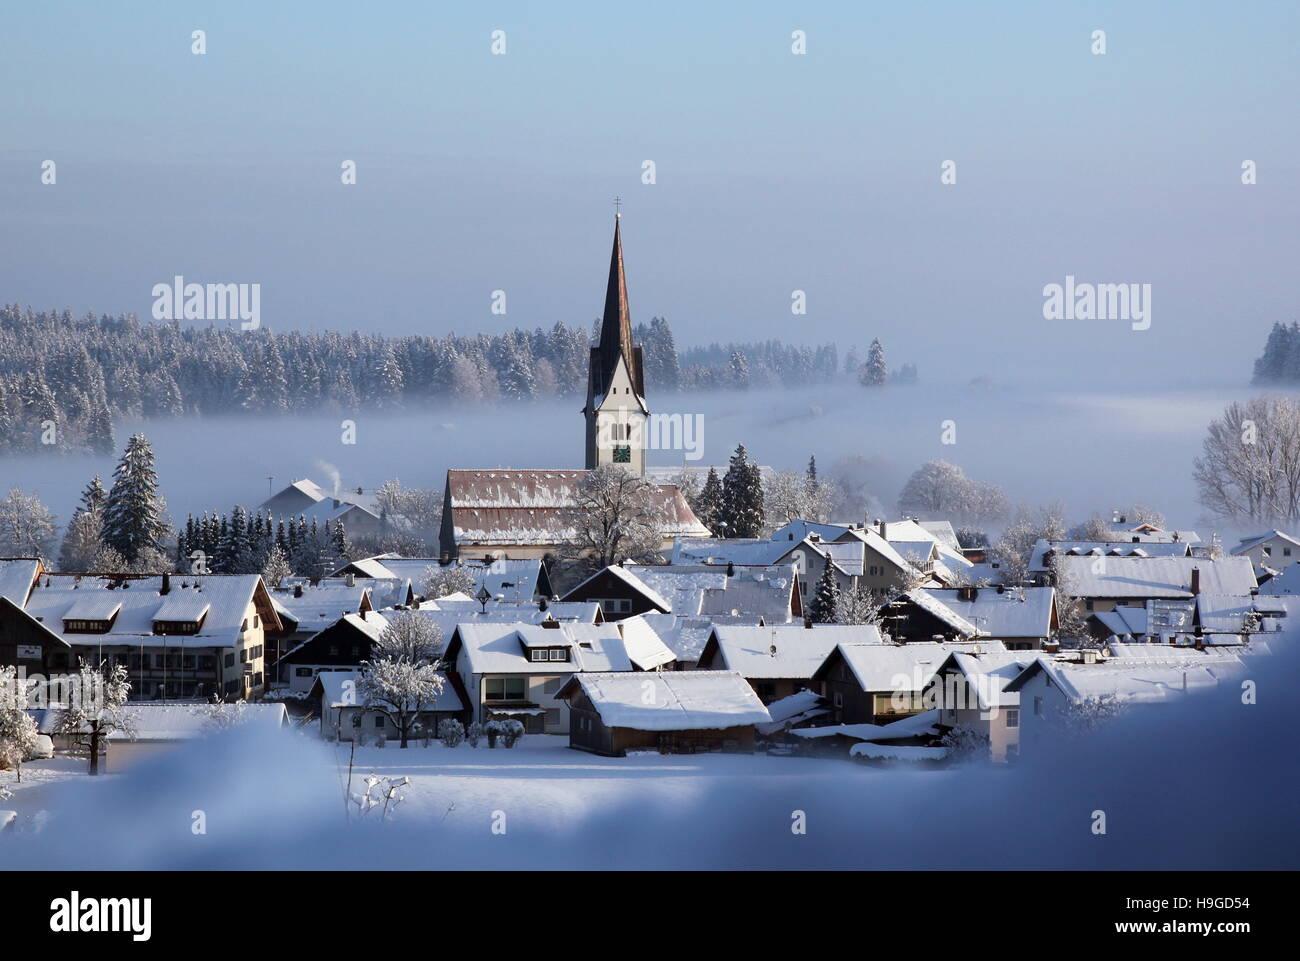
1049,555,1257,614
259,478,384,538
554,670,771,756
1002,653,1247,758
560,561,801,622
695,623,884,703
0,558,67,674
1027,538,1194,582
1231,530,1300,579
443,620,675,734
333,555,550,603
311,669,465,743
884,585,1057,650
926,649,1039,761
6,570,280,701
811,640,1008,725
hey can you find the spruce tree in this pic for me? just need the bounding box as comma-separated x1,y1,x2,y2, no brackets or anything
860,339,888,387
695,467,725,534
809,559,841,623
102,434,169,564
721,445,765,538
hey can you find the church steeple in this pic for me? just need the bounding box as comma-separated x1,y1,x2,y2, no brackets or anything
584,208,648,475
594,214,644,398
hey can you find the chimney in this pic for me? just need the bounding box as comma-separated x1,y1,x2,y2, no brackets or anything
803,616,813,629
877,519,887,538
726,561,735,577
346,572,355,587
293,584,303,598
1190,567,1201,596
160,571,171,596
958,585,977,602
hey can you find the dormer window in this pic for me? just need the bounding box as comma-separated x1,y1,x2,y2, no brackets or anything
529,647,570,662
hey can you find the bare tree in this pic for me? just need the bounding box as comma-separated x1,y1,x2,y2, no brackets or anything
0,487,58,561
990,502,1067,585
1193,394,1300,523
360,611,445,748
564,465,668,570
897,461,1008,523
763,470,832,531
57,661,135,776
423,564,478,600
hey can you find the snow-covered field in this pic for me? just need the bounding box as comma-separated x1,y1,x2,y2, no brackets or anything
3,643,1298,871
325,736,875,832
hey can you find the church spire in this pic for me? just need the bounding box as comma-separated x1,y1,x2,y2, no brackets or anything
595,212,642,397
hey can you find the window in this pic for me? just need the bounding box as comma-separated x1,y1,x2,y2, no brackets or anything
375,716,385,728
530,649,548,662
833,692,843,709
485,677,527,701
224,653,235,668
296,667,313,678
1005,709,1019,728
548,648,567,661
1263,546,1272,556
1034,696,1043,716
351,715,362,728
1286,548,1293,557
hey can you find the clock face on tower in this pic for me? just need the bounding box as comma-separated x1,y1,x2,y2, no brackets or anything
612,445,631,463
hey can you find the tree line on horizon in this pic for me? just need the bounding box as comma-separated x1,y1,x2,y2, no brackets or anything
0,305,912,455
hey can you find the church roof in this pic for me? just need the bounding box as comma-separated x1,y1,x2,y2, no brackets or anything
444,469,709,546
589,217,645,400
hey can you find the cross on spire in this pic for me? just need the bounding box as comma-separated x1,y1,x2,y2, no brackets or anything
613,196,622,219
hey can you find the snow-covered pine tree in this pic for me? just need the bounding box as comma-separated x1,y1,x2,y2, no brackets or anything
860,338,888,387
102,433,169,564
721,445,764,538
808,559,841,623
694,467,724,534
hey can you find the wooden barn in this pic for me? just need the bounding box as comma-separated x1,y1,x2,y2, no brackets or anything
554,670,770,756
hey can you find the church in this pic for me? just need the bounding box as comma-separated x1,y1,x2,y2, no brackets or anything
438,214,709,561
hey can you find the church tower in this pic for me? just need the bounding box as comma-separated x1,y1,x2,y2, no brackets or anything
584,212,648,475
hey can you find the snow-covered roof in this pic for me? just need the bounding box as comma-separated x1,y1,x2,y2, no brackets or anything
791,709,944,743
705,624,883,679
1259,562,1300,595
1004,656,1247,703
1103,643,1246,662
823,640,1008,693
446,470,709,545
625,562,797,619
931,650,1038,709
1232,530,1300,554
1051,556,1257,599
617,616,680,671
1195,593,1262,635
0,558,41,607
556,670,770,731
312,669,463,712
270,582,372,627
1029,538,1192,572
22,574,272,649
755,688,829,735
337,556,543,603
913,586,1054,639
450,622,673,675
850,742,948,761
568,565,673,612
624,612,752,663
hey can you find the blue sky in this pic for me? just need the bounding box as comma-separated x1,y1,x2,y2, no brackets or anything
1,0,1296,383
